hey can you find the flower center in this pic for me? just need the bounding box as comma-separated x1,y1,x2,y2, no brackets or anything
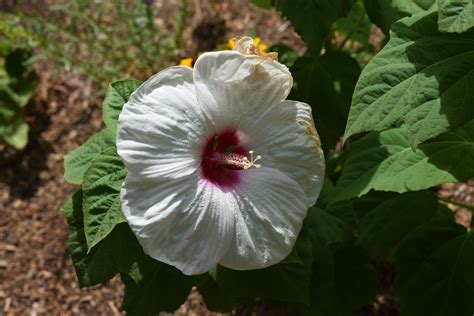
200,129,261,189
215,150,262,170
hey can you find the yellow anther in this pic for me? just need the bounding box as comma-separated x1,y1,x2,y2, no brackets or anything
258,43,268,53
243,150,262,170
179,57,193,68
217,150,262,170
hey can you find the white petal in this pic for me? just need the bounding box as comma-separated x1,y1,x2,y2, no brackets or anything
219,167,307,270
117,66,211,180
121,173,235,275
193,51,293,131
240,100,325,206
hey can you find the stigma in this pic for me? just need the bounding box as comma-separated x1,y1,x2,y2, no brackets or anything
218,150,262,170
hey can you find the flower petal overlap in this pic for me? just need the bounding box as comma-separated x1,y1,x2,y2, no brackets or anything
117,38,325,275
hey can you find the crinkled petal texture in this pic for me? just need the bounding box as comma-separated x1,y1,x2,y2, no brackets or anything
117,67,210,180
244,100,325,206
193,51,293,131
121,174,235,275
117,52,325,275
219,167,308,270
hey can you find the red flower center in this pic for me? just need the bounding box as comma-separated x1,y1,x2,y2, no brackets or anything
200,129,248,189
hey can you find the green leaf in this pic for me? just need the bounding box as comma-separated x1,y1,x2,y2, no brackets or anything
251,0,273,9
364,0,436,34
61,190,118,287
308,205,357,246
358,191,439,256
102,79,142,134
438,0,474,33
83,147,127,251
333,0,373,45
275,0,355,55
310,242,377,316
308,180,357,245
62,191,148,288
5,48,31,79
63,129,116,185
4,49,37,107
0,107,28,149
394,209,474,316
352,191,399,218
345,11,474,147
195,273,234,313
268,44,299,68
334,121,474,201
291,51,361,152
121,261,194,315
217,225,313,307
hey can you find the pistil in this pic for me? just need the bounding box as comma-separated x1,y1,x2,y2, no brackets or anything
217,150,262,170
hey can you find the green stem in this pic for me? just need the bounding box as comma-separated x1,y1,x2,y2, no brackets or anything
439,196,474,212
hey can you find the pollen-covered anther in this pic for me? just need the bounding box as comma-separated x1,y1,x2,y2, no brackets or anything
242,150,262,170
217,150,262,170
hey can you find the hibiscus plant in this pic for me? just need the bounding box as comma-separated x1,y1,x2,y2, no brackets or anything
0,46,37,150
62,1,474,315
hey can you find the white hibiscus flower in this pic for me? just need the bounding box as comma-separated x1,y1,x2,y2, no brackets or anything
117,37,325,276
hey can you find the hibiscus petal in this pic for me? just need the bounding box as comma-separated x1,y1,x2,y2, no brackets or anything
193,51,293,130
117,66,211,180
219,167,307,270
241,100,325,206
121,173,235,275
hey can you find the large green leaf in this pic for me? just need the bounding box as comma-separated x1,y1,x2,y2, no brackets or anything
308,181,357,245
395,209,474,316
291,51,361,152
310,242,377,316
62,190,148,287
275,0,355,55
334,121,474,201
438,0,474,33
308,203,357,246
344,11,474,147
63,129,116,185
216,225,313,307
119,235,212,314
364,0,436,34
195,274,234,313
102,79,142,133
62,190,118,287
83,147,127,251
121,260,194,316
352,191,399,219
357,191,439,256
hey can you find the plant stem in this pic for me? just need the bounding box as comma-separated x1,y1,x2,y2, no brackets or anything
439,196,474,212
